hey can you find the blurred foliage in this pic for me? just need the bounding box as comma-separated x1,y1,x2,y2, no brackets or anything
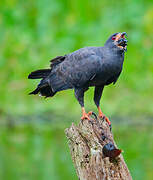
0,0,153,179
0,121,152,180
0,0,153,117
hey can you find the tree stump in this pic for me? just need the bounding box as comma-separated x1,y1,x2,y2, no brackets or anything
65,114,132,180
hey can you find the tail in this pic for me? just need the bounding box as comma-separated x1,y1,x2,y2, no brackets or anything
28,69,56,98
28,69,72,98
28,69,51,79
29,83,56,98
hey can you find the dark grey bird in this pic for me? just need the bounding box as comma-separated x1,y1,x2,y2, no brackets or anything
28,32,128,126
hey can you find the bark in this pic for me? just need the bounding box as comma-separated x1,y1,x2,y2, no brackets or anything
65,114,132,180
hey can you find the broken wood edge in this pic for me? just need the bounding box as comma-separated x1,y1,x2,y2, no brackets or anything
65,115,132,180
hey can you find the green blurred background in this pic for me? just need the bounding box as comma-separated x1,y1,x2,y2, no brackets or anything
0,0,153,179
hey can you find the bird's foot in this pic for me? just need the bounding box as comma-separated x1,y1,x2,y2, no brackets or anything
81,113,90,121
81,107,93,121
99,113,112,130
81,111,94,121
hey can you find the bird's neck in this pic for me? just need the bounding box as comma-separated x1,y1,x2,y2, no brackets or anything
102,46,125,65
104,46,124,56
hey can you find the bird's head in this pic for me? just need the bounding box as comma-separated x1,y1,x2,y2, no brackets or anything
105,32,128,52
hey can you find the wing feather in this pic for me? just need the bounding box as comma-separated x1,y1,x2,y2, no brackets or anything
56,52,102,87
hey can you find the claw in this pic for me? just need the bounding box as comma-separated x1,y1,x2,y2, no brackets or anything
91,112,97,120
97,106,112,130
99,113,103,119
103,116,112,130
105,116,111,125
87,111,98,121
109,124,112,131
87,111,93,116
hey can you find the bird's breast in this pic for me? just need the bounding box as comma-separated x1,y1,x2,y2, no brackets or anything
89,56,124,86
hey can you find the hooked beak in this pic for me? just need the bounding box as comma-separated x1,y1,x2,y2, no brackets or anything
115,32,128,51
121,32,128,38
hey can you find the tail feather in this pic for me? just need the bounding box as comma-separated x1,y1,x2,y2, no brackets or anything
29,87,40,95
40,86,55,97
28,69,51,79
28,68,72,98
29,84,56,97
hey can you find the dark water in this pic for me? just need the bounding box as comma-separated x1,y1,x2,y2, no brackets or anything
0,114,153,180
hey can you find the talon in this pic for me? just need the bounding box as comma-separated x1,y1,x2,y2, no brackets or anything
87,111,98,121
105,116,111,126
97,106,112,129
109,124,112,131
87,111,93,116
105,116,112,130
99,112,103,119
91,112,98,120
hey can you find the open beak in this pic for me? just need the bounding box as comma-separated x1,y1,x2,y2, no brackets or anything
115,32,128,51
121,32,128,38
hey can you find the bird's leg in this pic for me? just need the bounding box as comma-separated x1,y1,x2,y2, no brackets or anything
97,106,103,118
94,86,111,128
75,88,91,121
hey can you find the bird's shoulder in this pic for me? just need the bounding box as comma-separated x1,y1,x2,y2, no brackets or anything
67,46,104,61
50,55,66,68
49,46,104,71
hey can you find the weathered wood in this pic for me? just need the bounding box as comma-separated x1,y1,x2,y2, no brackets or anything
65,114,132,180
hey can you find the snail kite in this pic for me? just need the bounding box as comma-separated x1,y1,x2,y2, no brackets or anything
28,32,128,126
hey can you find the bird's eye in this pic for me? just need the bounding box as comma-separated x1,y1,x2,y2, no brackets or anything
112,36,116,41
